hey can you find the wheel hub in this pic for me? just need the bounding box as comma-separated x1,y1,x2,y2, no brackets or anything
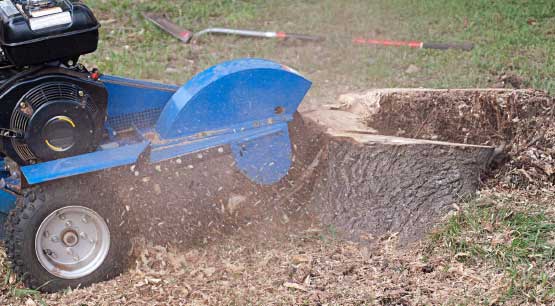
61,229,79,247
35,206,110,279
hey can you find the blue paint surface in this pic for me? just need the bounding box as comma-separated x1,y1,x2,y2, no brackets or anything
101,75,177,118
156,58,311,139
0,159,10,180
231,124,292,185
21,141,149,185
151,58,310,183
149,123,287,163
0,189,16,214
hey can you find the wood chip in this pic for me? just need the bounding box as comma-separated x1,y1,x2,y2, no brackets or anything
283,282,308,292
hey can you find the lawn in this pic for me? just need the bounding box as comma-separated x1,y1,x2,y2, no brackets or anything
83,0,555,100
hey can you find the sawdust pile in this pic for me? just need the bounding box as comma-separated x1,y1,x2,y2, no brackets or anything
1,226,517,306
367,89,555,191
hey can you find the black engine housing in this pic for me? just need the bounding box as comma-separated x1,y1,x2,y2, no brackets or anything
0,0,100,67
0,66,107,164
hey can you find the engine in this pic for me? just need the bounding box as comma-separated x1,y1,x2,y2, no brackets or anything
0,0,107,165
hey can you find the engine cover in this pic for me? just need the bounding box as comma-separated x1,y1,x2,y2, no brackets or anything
0,67,107,164
20,87,100,161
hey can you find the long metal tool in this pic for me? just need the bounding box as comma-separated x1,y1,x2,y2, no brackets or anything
193,27,324,42
143,13,323,43
143,13,193,43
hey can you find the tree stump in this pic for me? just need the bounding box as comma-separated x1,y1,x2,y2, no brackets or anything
298,89,527,243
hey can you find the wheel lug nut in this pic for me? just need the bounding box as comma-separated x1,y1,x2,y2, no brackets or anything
51,236,59,242
73,255,80,261
66,248,73,255
79,232,87,239
81,216,88,224
65,220,73,227
44,249,58,259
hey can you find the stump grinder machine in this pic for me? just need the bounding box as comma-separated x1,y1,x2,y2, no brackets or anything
0,0,310,291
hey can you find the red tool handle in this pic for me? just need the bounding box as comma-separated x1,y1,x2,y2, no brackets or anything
353,38,474,51
353,38,423,48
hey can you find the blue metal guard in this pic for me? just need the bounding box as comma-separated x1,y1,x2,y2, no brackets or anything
152,58,311,184
0,189,17,240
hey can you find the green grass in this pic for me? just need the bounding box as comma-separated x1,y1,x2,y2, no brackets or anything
1,247,47,305
81,0,555,107
82,0,259,84
378,0,555,92
428,196,555,304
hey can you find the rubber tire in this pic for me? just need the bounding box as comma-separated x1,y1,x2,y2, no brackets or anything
0,212,7,240
4,175,130,292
